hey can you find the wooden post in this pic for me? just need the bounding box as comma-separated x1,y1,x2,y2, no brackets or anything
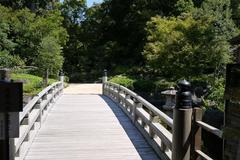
0,69,11,160
102,69,107,83
172,80,192,160
102,69,107,95
224,64,240,160
43,69,49,86
36,99,42,124
116,85,120,103
132,99,142,123
191,107,202,160
59,70,64,89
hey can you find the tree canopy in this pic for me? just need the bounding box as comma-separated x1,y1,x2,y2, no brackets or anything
0,0,240,85
0,4,67,78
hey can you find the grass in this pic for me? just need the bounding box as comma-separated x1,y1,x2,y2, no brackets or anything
11,73,57,96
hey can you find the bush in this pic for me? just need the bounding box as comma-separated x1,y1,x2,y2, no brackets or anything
109,75,135,90
12,73,57,96
110,75,176,93
0,51,25,68
133,80,155,92
206,78,225,111
154,79,175,91
190,76,225,111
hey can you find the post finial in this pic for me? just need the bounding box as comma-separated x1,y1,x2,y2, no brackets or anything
176,79,192,109
0,68,11,81
103,69,107,77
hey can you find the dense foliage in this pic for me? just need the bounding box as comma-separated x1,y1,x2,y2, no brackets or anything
0,4,67,79
1,0,240,109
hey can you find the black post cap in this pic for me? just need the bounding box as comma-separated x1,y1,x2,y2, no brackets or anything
103,69,107,76
0,69,11,82
59,70,64,76
176,79,192,109
177,79,191,91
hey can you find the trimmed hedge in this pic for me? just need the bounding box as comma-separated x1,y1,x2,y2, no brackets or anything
109,75,135,90
12,73,57,96
110,75,175,93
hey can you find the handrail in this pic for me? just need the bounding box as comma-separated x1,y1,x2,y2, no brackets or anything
191,107,223,160
103,81,224,160
9,81,64,160
195,150,214,160
108,82,173,128
196,120,222,138
103,82,173,160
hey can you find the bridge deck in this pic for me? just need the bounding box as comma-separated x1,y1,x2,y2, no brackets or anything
25,84,160,160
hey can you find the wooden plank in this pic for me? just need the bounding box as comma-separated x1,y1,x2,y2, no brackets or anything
195,150,214,160
196,121,222,138
25,94,161,160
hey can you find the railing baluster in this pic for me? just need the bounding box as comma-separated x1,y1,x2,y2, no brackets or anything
125,94,131,110
149,111,156,139
132,99,138,123
116,85,120,103
192,107,203,160
36,99,42,124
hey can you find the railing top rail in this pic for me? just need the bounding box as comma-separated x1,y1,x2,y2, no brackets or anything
196,120,223,138
105,81,173,128
20,81,62,122
37,82,61,97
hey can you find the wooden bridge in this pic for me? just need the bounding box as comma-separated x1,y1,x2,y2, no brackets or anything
8,80,224,160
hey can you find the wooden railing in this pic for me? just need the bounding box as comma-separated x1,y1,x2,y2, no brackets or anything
9,82,63,160
192,108,223,160
103,82,173,159
103,81,224,160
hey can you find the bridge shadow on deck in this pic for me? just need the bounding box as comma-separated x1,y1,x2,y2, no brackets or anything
101,95,160,160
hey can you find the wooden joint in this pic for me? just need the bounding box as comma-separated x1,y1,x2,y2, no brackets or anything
24,133,30,142
42,94,48,100
36,98,42,104
35,103,41,109
22,117,29,125
49,89,53,94
191,107,203,159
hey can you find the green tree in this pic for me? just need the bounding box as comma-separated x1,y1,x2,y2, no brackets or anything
231,0,240,27
143,15,232,80
0,21,16,52
175,0,194,15
195,0,236,40
0,5,68,69
0,0,59,10
61,0,87,81
34,36,64,84
0,51,25,68
0,8,25,68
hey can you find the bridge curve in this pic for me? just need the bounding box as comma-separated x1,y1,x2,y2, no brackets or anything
24,84,160,160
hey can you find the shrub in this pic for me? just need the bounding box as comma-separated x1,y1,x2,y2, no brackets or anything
154,79,175,91
0,51,25,68
133,80,155,92
206,78,225,111
109,75,135,90
12,73,57,96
